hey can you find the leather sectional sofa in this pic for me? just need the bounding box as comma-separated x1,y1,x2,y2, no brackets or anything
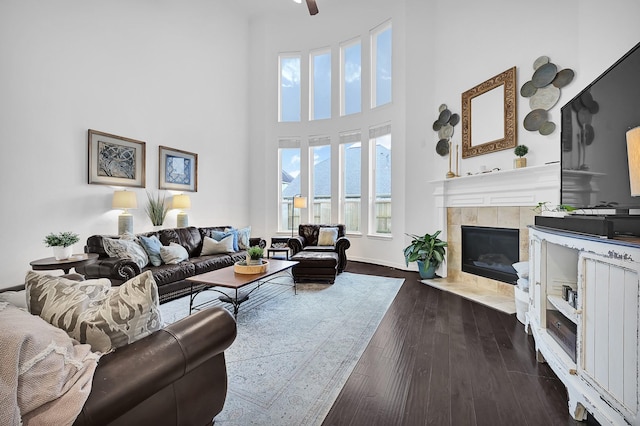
77,226,266,303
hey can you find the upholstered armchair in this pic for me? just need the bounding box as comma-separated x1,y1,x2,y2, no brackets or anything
288,224,350,273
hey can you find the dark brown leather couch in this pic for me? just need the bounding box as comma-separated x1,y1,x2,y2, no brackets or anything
74,307,237,425
288,224,350,273
77,226,266,303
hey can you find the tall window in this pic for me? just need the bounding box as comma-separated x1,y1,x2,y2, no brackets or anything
370,125,391,234
340,131,362,232
279,55,301,122
341,39,361,116
371,22,392,108
279,141,301,232
310,136,331,223
310,49,331,120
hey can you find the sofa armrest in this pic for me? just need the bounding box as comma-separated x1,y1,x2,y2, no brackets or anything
335,237,351,273
288,236,306,255
249,237,267,249
75,257,141,284
74,307,237,425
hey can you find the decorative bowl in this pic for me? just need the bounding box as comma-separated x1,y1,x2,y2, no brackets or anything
234,260,269,274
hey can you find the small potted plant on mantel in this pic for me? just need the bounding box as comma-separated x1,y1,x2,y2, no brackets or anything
44,231,80,260
514,144,529,168
403,230,447,279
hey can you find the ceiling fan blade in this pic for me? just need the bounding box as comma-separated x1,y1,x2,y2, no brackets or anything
306,0,319,15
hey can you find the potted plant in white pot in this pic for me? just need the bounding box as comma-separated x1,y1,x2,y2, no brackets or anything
44,231,80,260
246,246,264,265
403,230,447,279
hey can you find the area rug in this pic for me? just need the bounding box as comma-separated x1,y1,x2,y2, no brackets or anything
160,272,404,426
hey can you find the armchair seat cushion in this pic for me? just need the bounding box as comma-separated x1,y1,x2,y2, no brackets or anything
290,251,338,283
303,245,337,254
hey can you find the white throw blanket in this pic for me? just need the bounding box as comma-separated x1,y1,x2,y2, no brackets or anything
0,302,99,426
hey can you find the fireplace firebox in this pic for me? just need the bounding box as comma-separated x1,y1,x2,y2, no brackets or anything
461,225,519,284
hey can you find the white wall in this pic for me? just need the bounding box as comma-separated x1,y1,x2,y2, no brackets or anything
248,0,640,272
0,0,251,287
2,0,638,287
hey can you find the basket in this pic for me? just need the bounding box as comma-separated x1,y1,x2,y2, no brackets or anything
234,260,269,274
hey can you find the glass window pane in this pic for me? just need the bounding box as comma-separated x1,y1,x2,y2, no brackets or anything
311,144,331,223
373,25,392,107
342,41,361,116
372,133,391,234
311,51,331,120
280,147,301,232
280,56,301,122
341,141,361,232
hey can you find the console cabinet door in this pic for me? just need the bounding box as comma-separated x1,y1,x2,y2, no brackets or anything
580,252,639,422
528,235,543,326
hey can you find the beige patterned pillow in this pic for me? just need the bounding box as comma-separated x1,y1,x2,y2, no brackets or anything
103,237,149,269
26,271,162,353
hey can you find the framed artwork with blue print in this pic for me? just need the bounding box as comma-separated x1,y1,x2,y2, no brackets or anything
88,129,146,188
158,145,198,192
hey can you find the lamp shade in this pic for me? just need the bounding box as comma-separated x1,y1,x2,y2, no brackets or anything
627,127,640,196
112,190,137,210
172,194,191,210
293,196,307,209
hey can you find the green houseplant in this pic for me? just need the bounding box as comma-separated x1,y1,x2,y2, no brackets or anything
145,191,169,227
403,230,447,279
43,231,80,260
514,144,529,168
246,246,264,265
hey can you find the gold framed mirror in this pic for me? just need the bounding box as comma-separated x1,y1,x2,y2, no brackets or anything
461,67,517,158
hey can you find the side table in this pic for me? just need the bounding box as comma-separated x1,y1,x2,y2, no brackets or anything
30,253,99,274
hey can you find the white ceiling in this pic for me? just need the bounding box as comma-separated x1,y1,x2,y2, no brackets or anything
230,0,317,19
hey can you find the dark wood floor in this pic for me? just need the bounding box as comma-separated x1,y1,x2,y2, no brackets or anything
322,261,599,426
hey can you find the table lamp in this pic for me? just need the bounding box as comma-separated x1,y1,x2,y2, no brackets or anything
627,126,640,196
112,190,138,234
292,195,307,237
172,194,191,227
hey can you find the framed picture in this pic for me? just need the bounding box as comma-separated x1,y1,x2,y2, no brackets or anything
159,146,198,192
88,129,146,187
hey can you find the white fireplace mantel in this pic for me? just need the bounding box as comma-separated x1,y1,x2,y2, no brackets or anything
431,162,560,208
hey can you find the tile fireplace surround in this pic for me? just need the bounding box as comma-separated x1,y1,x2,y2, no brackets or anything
426,163,560,314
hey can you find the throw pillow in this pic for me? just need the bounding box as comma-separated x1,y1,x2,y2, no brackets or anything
0,302,99,425
214,229,239,252
139,235,163,267
201,235,235,255
25,272,111,317
103,237,149,269
236,226,252,250
27,270,162,354
318,227,339,246
160,242,189,264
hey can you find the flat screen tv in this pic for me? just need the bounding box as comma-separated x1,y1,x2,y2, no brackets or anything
561,41,640,212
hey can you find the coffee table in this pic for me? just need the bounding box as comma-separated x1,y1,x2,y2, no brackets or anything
186,259,298,317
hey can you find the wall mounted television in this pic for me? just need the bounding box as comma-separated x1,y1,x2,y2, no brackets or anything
561,41,640,213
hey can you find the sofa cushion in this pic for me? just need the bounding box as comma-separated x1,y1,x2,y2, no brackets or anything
202,235,235,255
236,226,252,250
26,270,162,353
146,262,196,286
25,272,111,317
139,235,163,267
213,230,239,252
318,227,338,246
158,227,202,257
103,237,149,269
0,302,99,426
160,242,189,264
191,254,236,275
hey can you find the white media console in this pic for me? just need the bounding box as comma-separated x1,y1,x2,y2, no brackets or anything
528,226,640,425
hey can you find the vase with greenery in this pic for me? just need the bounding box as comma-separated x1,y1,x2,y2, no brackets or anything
403,230,447,279
145,191,169,228
514,145,529,168
246,246,264,265
44,231,80,260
